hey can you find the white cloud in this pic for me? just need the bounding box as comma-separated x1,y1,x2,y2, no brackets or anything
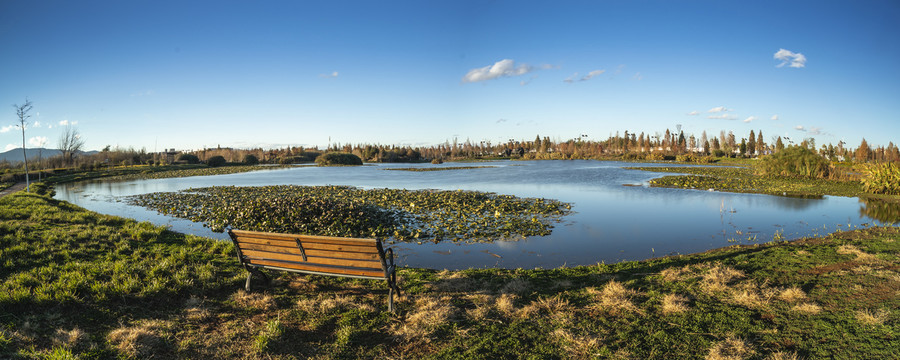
687,110,700,116
743,116,757,123
774,48,806,68
33,121,40,128
794,125,826,136
708,106,731,113
28,136,48,147
462,59,535,83
771,115,779,121
0,125,15,133
563,73,578,83
5,144,16,151
59,120,78,126
580,69,606,81
319,71,339,78
632,72,643,81
496,118,508,124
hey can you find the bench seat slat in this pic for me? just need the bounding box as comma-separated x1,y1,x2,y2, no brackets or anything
240,249,384,269
235,237,381,254
237,243,381,261
248,259,386,278
230,230,378,245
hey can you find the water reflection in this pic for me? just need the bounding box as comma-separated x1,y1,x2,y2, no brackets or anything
859,198,900,224
53,160,897,270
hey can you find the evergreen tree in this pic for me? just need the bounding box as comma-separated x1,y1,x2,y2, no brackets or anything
856,138,871,162
756,131,765,155
748,130,756,156
776,136,785,152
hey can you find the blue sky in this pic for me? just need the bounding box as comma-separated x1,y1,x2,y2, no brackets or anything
1,0,898,152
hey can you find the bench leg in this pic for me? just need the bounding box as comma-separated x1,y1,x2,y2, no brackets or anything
245,268,270,292
387,274,400,312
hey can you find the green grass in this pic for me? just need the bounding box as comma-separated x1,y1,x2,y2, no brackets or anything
2,191,898,359
42,164,280,185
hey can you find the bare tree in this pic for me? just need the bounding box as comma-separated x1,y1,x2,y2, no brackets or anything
13,99,33,192
58,125,85,166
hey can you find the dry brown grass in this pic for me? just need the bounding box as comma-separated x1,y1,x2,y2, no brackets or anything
432,272,483,293
551,328,603,359
659,265,689,282
855,308,889,326
500,278,530,294
230,290,275,311
107,320,169,358
706,335,755,360
184,296,211,321
729,281,778,309
390,296,456,342
701,265,745,294
837,245,882,263
589,280,641,316
464,294,494,321
777,287,807,303
51,328,85,349
518,295,572,323
661,293,690,315
296,294,374,314
765,351,801,360
495,293,518,318
791,303,822,315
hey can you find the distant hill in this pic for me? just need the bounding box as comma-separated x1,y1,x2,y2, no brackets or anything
0,148,97,164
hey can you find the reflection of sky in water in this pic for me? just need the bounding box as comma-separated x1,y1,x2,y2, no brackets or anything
54,160,895,270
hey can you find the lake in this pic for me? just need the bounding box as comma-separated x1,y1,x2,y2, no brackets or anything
53,160,893,270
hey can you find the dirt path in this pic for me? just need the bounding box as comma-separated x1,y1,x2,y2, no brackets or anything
0,182,28,198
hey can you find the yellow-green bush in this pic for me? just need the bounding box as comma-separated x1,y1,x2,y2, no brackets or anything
862,162,900,195
757,146,830,179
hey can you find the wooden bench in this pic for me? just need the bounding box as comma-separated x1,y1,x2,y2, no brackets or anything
227,229,400,312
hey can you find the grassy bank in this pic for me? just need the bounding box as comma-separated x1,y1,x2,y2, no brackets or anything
1,192,898,359
628,165,866,198
42,164,281,185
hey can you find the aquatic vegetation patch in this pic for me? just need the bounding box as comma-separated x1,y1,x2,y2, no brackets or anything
125,185,572,242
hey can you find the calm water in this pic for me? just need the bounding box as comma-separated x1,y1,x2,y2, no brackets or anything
53,160,892,270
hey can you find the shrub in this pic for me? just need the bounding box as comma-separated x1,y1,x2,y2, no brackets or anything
206,155,227,167
647,152,666,161
676,154,698,163
177,154,200,164
757,146,830,179
315,152,363,166
697,155,716,164
862,162,900,195
431,158,443,164
242,154,259,165
29,182,55,197
712,150,726,158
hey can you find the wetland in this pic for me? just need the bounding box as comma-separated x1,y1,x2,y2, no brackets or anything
52,160,898,269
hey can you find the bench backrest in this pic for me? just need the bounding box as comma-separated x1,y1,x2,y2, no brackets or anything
228,229,389,280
